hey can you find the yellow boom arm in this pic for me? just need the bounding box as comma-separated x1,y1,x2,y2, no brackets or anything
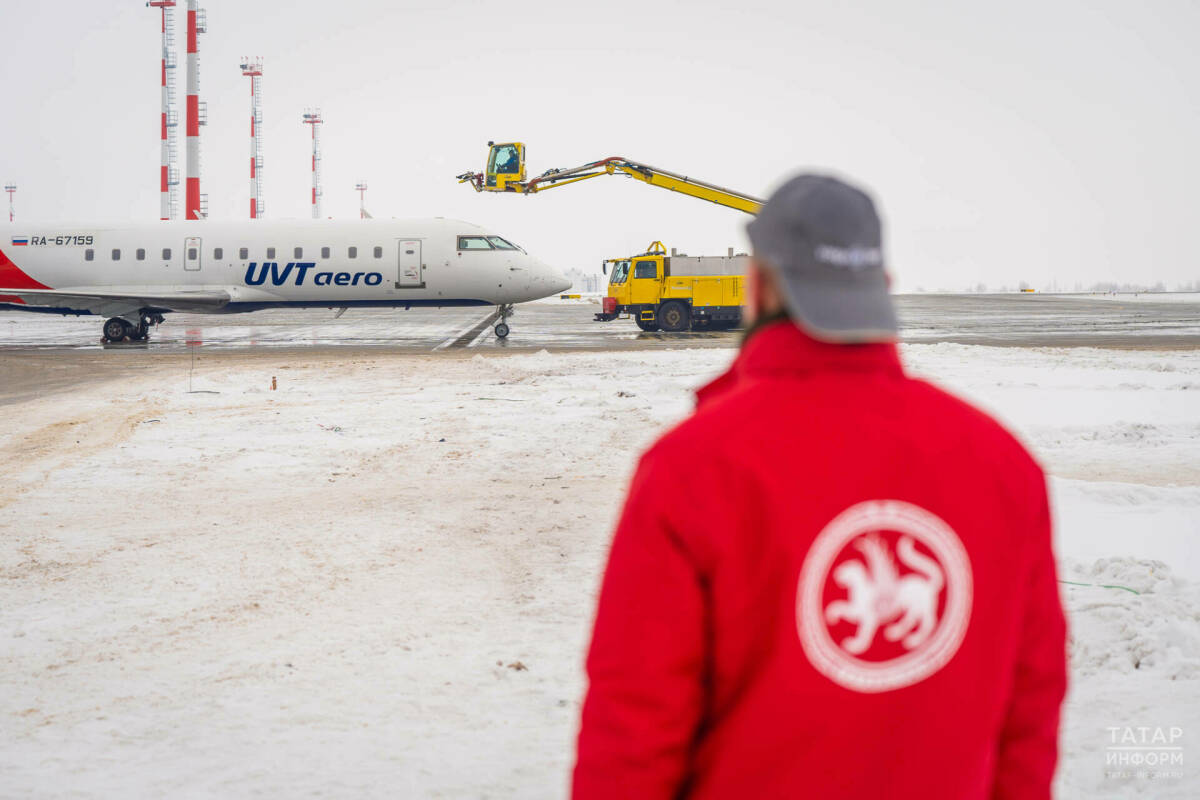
457,142,763,215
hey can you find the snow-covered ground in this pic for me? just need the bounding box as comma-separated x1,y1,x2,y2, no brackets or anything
1,342,1197,797
905,345,1200,798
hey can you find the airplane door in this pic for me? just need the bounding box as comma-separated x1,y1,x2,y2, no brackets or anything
397,240,423,288
184,236,202,271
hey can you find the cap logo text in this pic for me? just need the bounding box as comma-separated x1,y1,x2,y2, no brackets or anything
813,244,882,270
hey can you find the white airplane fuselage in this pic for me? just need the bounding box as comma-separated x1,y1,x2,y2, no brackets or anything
0,218,570,328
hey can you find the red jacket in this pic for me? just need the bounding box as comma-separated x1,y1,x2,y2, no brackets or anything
574,321,1067,799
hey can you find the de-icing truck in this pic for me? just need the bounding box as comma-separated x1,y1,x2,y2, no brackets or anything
594,241,748,332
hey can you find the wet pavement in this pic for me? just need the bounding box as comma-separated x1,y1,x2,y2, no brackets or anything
898,293,1200,348
1,294,1198,353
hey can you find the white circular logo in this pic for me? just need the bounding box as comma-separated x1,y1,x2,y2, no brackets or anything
796,500,973,693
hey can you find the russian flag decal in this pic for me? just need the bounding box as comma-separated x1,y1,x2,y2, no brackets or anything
11,237,28,246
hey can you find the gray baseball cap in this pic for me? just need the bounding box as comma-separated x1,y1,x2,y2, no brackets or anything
746,173,899,343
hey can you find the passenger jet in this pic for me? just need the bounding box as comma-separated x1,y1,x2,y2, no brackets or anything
0,218,570,342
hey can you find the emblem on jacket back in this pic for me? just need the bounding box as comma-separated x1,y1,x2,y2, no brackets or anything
796,500,973,693
825,534,945,654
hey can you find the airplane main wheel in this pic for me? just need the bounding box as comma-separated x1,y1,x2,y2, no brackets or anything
658,301,691,332
494,322,510,339
103,317,130,342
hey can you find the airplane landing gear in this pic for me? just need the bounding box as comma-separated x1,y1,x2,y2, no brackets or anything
103,317,130,342
102,312,163,344
494,303,514,339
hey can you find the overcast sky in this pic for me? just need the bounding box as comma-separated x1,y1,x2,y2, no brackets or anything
2,0,1197,290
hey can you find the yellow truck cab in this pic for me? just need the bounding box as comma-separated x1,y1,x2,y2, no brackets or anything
595,242,747,331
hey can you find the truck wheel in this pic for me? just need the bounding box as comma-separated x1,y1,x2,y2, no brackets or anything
635,318,660,332
658,301,690,332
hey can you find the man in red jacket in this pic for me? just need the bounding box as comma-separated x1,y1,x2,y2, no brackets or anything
574,174,1068,799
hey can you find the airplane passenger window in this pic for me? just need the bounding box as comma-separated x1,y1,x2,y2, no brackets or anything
239,247,248,259
136,249,146,261
112,249,121,261
348,247,357,259
162,248,171,260
85,249,94,261
214,248,223,260
486,237,518,250
294,247,303,258
267,247,276,259
321,247,330,259
373,246,382,258
457,236,493,250
188,248,198,260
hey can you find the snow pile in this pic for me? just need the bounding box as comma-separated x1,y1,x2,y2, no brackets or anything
1063,559,1200,680
1057,558,1200,798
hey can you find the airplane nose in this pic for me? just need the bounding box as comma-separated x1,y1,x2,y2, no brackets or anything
532,257,572,294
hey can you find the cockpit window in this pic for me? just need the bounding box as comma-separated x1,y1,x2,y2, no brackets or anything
486,236,519,251
488,144,521,175
609,259,631,284
458,236,494,250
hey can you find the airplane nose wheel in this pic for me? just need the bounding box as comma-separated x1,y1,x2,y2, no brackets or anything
494,303,514,339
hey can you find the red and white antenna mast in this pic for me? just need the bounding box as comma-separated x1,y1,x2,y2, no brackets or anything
147,0,179,220
184,0,208,219
356,181,368,219
240,57,264,219
4,184,16,223
302,109,323,219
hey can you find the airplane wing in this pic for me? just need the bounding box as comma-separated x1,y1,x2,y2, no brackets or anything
0,287,232,316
